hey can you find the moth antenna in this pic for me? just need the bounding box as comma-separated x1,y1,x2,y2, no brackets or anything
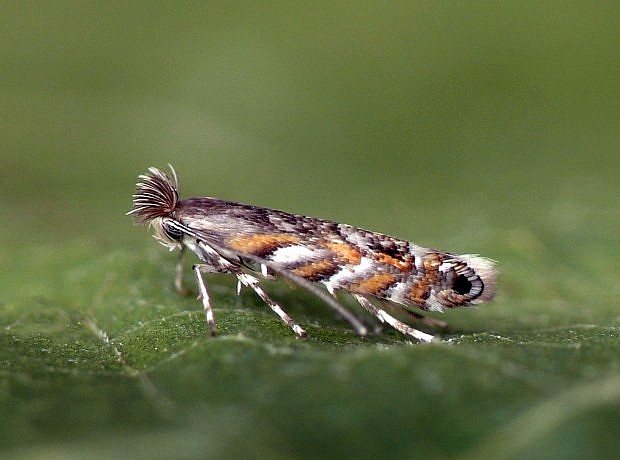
127,165,179,223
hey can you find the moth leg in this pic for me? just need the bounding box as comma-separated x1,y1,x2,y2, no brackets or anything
175,246,188,296
195,240,307,338
193,264,218,336
406,311,449,329
260,263,276,279
235,271,307,338
236,264,274,295
352,294,435,343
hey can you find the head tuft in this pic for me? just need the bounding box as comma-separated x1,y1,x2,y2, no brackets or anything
127,165,179,223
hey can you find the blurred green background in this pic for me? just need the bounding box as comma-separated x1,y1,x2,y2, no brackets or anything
1,2,618,459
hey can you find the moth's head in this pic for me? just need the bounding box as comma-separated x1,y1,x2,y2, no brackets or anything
128,165,182,250
426,255,497,311
151,217,184,250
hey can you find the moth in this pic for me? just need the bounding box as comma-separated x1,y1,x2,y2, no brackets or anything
128,166,497,342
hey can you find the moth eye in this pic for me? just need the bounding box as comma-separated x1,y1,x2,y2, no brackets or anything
163,221,183,241
452,274,473,295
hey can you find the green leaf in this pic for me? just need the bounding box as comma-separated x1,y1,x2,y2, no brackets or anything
2,241,619,459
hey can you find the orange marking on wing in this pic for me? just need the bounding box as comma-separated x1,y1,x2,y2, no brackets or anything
374,253,413,272
407,281,431,306
292,259,338,281
323,241,362,264
422,253,443,284
349,273,397,295
227,234,302,255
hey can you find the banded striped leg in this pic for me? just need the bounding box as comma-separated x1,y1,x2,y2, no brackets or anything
175,246,188,296
234,271,307,338
194,240,307,338
406,311,448,329
193,264,218,336
352,294,435,343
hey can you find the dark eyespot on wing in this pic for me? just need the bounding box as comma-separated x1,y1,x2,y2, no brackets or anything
452,274,473,295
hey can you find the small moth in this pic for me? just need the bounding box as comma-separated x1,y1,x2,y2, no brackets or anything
128,166,497,342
